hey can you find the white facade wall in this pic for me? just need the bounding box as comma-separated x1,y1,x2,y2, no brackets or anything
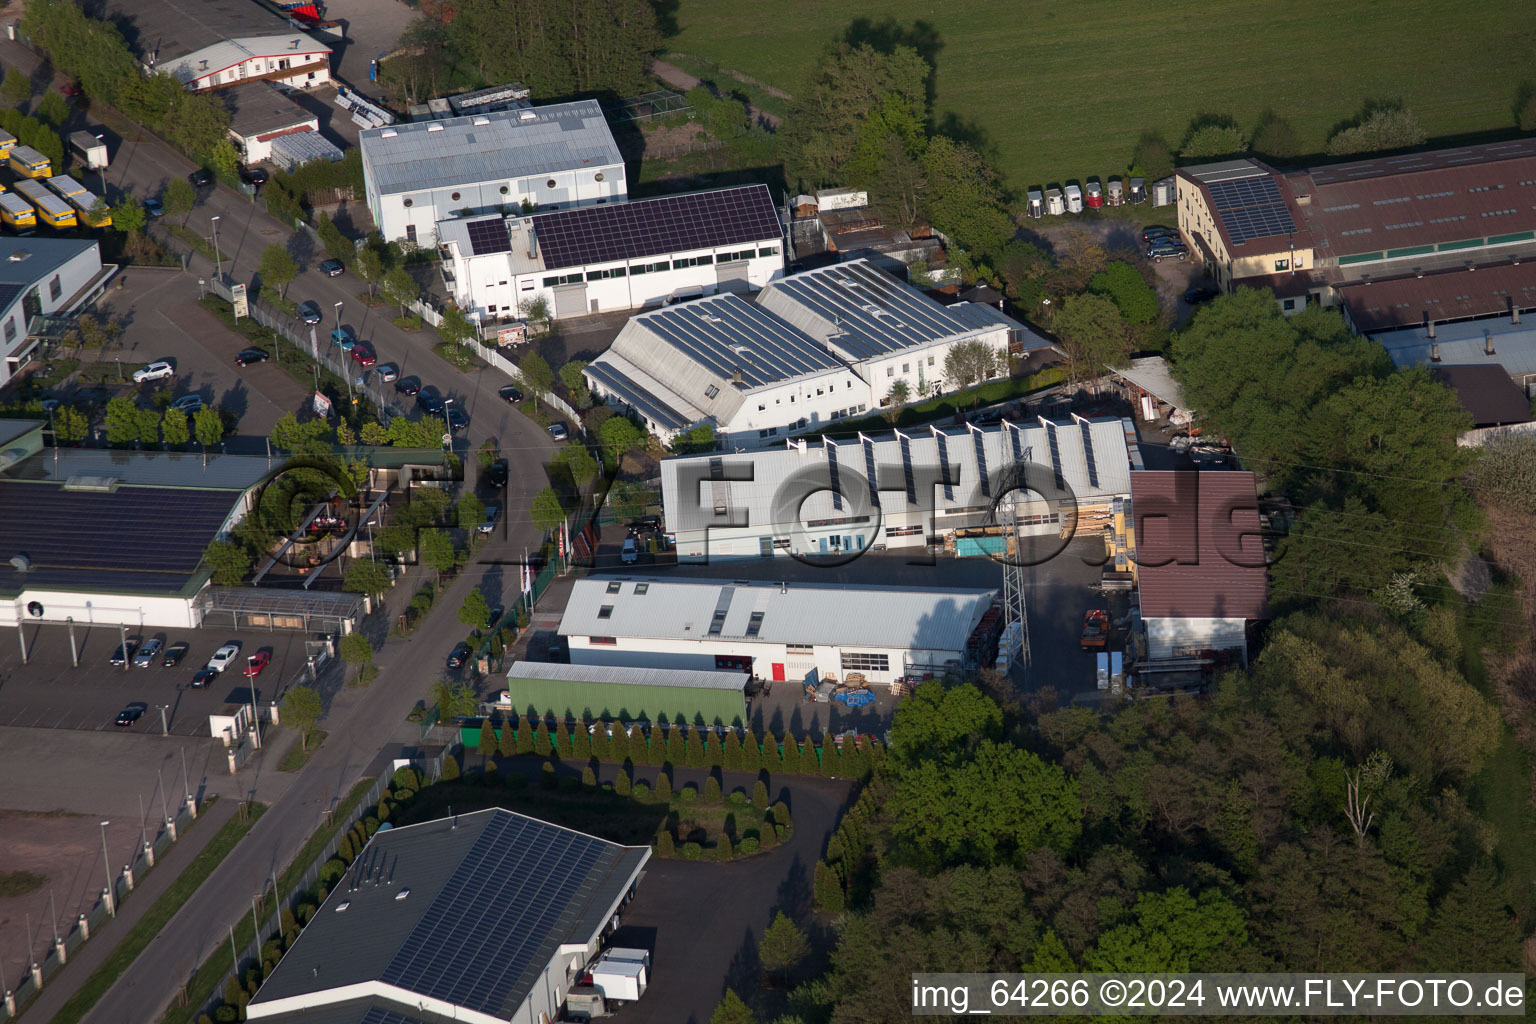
5,590,202,629
716,366,869,444
235,121,319,163
448,242,783,321
170,48,331,93
376,165,626,247
1,244,104,386
1144,616,1248,662
565,633,958,685
863,330,1010,402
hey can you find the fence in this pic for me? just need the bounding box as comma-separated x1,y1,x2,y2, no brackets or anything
5,795,204,1019
195,745,458,1022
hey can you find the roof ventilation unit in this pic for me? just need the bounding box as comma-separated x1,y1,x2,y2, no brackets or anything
520,110,538,121
380,129,397,138
427,123,444,132
472,117,490,126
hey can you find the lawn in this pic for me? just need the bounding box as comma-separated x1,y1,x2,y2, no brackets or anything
278,731,327,772
665,0,1535,192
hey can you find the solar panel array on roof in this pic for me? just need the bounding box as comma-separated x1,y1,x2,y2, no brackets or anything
380,813,605,1015
899,433,916,505
825,441,843,511
1207,176,1296,245
1041,418,1064,489
533,185,780,270
861,435,881,509
932,427,954,501
466,218,511,256
1078,418,1099,489
971,426,991,498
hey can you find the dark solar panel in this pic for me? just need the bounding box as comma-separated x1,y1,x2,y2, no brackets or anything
360,1009,433,1024
533,185,781,270
825,442,843,512
972,428,990,498
380,813,606,1015
1206,176,1296,245
899,435,915,506
861,437,880,509
1078,420,1099,489
933,430,954,501
465,218,511,256
1006,421,1023,464
1043,420,1064,490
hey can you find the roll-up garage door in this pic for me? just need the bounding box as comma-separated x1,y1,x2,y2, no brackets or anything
715,260,750,294
553,283,588,319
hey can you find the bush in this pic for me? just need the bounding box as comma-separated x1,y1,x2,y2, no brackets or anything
727,789,748,806
541,760,557,789
391,765,421,793
771,801,791,829
440,753,460,781
655,829,675,856
582,765,598,789
614,769,631,796
703,776,722,802
633,780,651,800
1326,103,1426,156
775,823,792,841
737,835,760,855
680,841,703,860
655,771,671,799
814,859,845,913
680,784,698,802
716,834,734,860
752,780,769,811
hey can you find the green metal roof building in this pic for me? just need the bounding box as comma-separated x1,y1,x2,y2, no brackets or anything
502,660,749,727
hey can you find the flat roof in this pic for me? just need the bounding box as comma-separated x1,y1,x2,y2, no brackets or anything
360,101,621,197
1130,470,1268,621
1428,364,1534,427
505,660,749,691
5,448,279,490
1337,261,1536,332
1376,317,1536,377
0,237,98,290
559,576,997,654
661,416,1135,534
249,808,648,1022
228,83,317,139
100,0,303,62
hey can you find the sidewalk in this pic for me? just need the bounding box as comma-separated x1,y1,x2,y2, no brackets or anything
16,798,239,1024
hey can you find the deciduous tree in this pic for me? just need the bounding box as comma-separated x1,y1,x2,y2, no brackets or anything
281,686,323,750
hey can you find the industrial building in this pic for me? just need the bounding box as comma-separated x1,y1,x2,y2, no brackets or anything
360,100,626,246
585,259,1047,446
0,237,111,387
246,808,650,1024
1374,313,1536,397
661,415,1139,561
435,184,784,324
1127,470,1268,665
226,83,333,165
1176,140,1536,314
102,0,331,92
559,576,1000,685
502,660,749,727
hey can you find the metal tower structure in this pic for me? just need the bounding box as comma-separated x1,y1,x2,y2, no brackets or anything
999,446,1032,674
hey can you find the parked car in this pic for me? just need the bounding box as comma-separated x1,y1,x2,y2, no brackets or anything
115,702,148,727
376,362,399,382
446,642,472,669
621,537,639,564
133,360,174,383
240,167,269,187
162,641,190,667
547,422,569,441
1146,241,1188,262
417,386,444,414
487,459,508,488
1183,286,1219,305
446,407,469,432
190,668,217,688
235,347,269,367
297,301,322,324
394,375,421,396
144,197,164,218
350,341,376,367
485,605,505,630
188,168,214,187
109,636,142,666
479,502,501,534
497,385,524,404
243,651,271,678
132,638,164,668
170,394,204,414
1141,225,1179,243
318,258,345,277
331,326,357,351
205,642,242,673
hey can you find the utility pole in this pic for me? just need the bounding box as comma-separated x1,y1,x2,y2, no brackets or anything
99,821,114,917
210,215,223,283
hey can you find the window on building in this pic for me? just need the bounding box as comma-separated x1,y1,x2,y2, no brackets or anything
758,403,766,411
758,246,779,257
405,224,417,243
901,362,910,373
886,366,894,377
708,609,727,635
48,275,61,301
403,197,414,207
840,652,890,673
634,583,649,595
546,178,557,189
786,643,813,655
588,636,617,645
746,612,765,637
705,384,720,399
597,604,614,619
451,191,461,202
487,305,497,313
595,172,605,182
927,355,935,365
2,318,12,342
606,581,622,593
1274,259,1290,272
587,267,627,281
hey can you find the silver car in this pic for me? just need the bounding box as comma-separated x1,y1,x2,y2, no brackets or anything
132,638,164,668
205,641,242,673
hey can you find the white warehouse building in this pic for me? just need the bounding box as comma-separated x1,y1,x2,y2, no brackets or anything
436,184,785,324
560,576,1000,686
585,259,1048,446
360,100,626,246
661,415,1140,561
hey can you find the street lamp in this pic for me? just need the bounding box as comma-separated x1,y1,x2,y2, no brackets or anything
99,821,114,917
333,301,344,381
210,215,223,283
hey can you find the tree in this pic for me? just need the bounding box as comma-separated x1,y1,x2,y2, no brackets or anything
258,244,298,299
498,717,517,757
530,486,567,532
458,493,487,532
281,686,323,751
355,246,384,299
920,137,1013,260
459,587,491,629
1085,888,1249,972
53,406,88,444
134,407,161,447
867,134,928,230
518,351,555,399
1130,131,1174,183
338,632,374,683
202,539,251,586
316,212,352,264
1180,117,1248,159
670,423,716,456
1251,109,1303,159
559,360,592,408
193,407,224,447
438,303,476,354
271,413,332,454
35,91,69,130
103,398,136,445
112,196,147,240
1,69,29,106
1053,292,1133,380
941,340,1001,394
554,444,599,491
162,178,196,220
431,680,478,719
1326,103,1426,156
518,293,552,331
382,266,418,318
161,407,190,447
343,557,391,599
440,753,460,781
710,988,757,1024
597,416,643,471
759,912,810,979
884,379,910,423
752,779,769,811
813,860,845,913
1088,261,1161,325
420,528,457,581
477,718,498,759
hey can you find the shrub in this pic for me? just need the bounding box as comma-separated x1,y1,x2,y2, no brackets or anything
680,841,703,860
740,732,762,773
775,823,791,841
541,760,557,788
559,774,580,793
1326,103,1426,156
737,835,760,855
716,834,734,860
655,771,671,799
440,753,460,781
727,789,748,806
655,829,675,856
752,780,769,811
814,860,845,913
391,766,421,793
723,732,743,770
771,801,791,829
680,784,698,802
705,731,725,767
704,776,722,802
582,765,597,789
760,824,778,849
297,903,316,925
615,770,631,796
633,780,651,800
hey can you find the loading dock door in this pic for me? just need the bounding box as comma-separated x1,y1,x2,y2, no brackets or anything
553,283,588,319
716,260,750,294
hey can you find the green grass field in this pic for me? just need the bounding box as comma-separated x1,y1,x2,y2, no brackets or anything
667,0,1536,192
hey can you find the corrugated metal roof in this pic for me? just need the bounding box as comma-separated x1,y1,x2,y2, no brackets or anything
581,357,694,431
559,576,997,653
660,417,1134,533
1130,470,1268,621
1376,318,1536,377
1338,261,1536,332
1108,356,1188,410
505,660,748,691
360,101,621,196
159,34,330,83
1428,364,1534,426
1306,138,1536,186
103,0,301,62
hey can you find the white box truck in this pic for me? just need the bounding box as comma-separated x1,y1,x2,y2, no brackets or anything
590,958,647,1002
69,132,108,171
600,947,652,970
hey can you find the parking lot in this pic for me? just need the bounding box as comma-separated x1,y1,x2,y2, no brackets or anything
0,624,322,737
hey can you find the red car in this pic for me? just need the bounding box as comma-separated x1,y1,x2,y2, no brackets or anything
350,342,376,367
60,83,83,98
243,651,271,678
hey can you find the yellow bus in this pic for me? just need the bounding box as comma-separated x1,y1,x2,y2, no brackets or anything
65,190,111,229
8,145,52,178
0,193,37,232
0,129,16,160
48,174,87,199
13,178,76,229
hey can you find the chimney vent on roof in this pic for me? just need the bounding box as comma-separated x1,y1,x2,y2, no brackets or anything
291,38,300,49
1511,298,1521,325
1430,341,1440,362
780,581,788,594
1415,268,1423,278
1427,319,1436,339
1484,329,1495,356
